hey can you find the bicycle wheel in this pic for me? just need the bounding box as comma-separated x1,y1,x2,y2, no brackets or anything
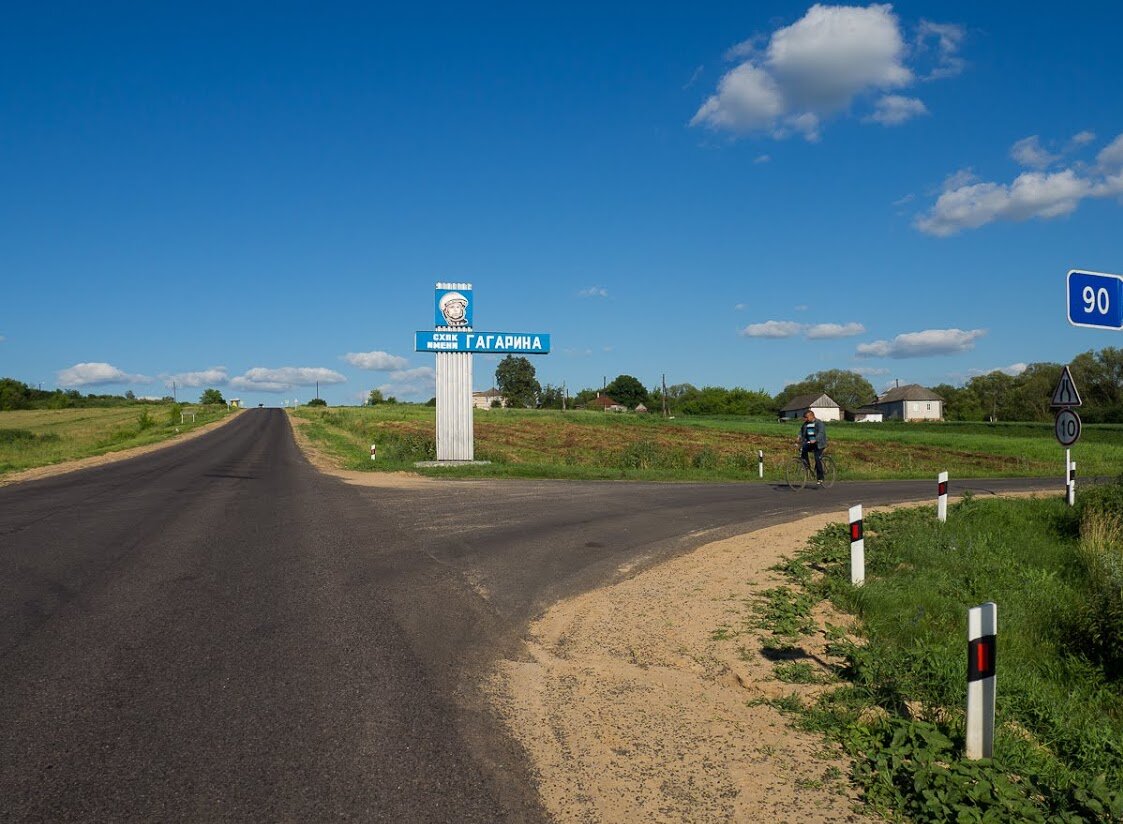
785,457,809,490
821,454,838,488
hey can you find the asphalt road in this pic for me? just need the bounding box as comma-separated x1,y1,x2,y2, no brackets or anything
0,409,1059,822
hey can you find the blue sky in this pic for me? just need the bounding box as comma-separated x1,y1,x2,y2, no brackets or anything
2,1,1121,405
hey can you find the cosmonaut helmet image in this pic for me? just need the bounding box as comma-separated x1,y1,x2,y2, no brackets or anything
439,291,470,326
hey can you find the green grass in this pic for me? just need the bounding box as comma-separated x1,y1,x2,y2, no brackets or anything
760,491,1123,822
0,404,232,475
292,405,1123,481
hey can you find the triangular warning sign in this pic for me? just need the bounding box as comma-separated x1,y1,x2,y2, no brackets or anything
1050,365,1083,408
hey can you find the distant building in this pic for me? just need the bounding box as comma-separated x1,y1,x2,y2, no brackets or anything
472,388,506,409
587,393,628,413
228,398,242,409
873,384,944,421
634,403,649,414
779,393,842,422
846,405,884,423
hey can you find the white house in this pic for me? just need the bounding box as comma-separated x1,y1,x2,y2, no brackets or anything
847,404,884,423
472,388,506,409
779,393,842,422
874,384,944,421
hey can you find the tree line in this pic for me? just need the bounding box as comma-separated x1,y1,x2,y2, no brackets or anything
490,348,1123,422
0,379,232,411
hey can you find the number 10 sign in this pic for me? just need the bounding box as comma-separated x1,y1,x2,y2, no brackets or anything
1068,269,1123,330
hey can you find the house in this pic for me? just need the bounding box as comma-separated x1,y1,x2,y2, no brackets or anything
634,403,649,414
472,388,506,409
779,393,842,422
587,393,628,413
845,404,884,423
873,384,944,421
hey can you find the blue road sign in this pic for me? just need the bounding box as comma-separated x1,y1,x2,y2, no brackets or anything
1068,269,1123,330
416,331,550,354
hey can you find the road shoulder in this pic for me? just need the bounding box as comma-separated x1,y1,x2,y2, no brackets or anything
0,410,240,487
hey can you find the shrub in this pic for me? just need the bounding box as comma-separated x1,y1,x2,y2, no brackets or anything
0,428,36,444
1076,508,1123,676
137,410,155,431
691,446,719,470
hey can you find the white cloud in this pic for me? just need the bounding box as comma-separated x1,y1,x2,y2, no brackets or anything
693,4,938,140
854,366,891,376
856,328,986,358
915,20,966,79
865,94,928,125
229,366,346,393
377,366,436,400
734,303,747,310
917,131,1123,235
578,286,609,298
794,304,809,312
1010,135,1058,170
805,322,866,339
1097,133,1123,171
1070,130,1096,147
893,193,915,207
162,367,228,388
742,320,865,339
916,169,1094,236
57,362,153,386
740,320,804,338
343,351,409,371
754,154,772,164
968,363,1028,377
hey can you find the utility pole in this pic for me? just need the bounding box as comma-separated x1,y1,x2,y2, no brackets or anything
316,381,320,400
562,382,567,412
603,376,607,413
172,380,177,403
662,373,668,417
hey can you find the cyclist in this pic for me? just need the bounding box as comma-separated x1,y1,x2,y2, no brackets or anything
797,410,828,486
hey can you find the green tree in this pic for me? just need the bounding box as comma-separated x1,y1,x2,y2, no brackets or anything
537,384,566,409
0,378,32,411
367,389,386,406
776,370,876,412
199,388,226,405
495,356,540,408
605,375,648,409
307,398,327,407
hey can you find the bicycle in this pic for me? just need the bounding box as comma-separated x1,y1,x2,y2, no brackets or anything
784,450,837,490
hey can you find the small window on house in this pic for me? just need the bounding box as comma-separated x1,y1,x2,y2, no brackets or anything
926,403,931,411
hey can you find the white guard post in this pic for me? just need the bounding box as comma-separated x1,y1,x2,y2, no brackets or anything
758,449,764,479
966,602,997,759
937,471,948,522
1065,447,1070,503
848,504,864,586
370,443,377,461
435,281,474,461
1068,460,1076,506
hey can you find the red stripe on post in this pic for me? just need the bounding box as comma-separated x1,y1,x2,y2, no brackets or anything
850,521,863,542
938,481,948,496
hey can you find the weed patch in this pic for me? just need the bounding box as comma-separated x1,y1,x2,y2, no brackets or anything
756,496,1123,821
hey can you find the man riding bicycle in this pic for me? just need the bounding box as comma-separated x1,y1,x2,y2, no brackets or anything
797,410,828,486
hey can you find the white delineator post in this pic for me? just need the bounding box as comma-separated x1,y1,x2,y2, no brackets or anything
370,443,377,461
1068,459,1076,506
966,602,997,760
937,471,948,523
1065,447,1071,503
849,504,864,586
758,450,764,479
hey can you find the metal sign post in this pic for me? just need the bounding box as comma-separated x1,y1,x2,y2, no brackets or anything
1050,366,1083,506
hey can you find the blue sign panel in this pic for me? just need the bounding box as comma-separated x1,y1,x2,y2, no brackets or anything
416,331,551,354
435,288,473,328
1068,269,1123,330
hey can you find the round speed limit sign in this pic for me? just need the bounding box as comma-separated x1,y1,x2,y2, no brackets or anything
1054,408,1082,447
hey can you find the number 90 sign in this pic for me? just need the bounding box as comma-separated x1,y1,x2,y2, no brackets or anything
1068,270,1123,330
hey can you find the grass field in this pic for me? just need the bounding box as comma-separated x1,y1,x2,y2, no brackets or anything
753,488,1123,821
293,405,1123,481
0,404,232,476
